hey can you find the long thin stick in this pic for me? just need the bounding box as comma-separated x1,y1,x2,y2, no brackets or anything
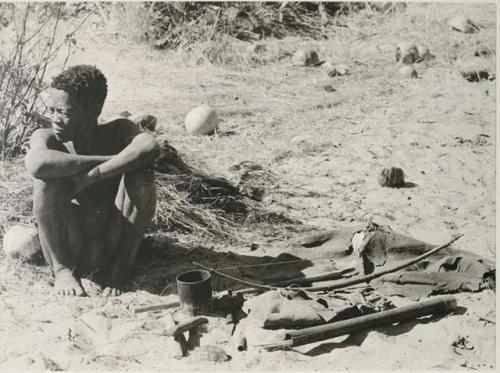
194,234,463,294
133,301,180,314
269,267,356,287
193,262,277,292
306,234,463,292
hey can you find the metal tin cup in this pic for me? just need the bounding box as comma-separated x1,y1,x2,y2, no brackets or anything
176,270,212,316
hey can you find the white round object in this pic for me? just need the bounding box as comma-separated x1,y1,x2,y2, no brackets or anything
293,49,319,66
2,225,41,260
185,104,219,135
321,61,335,72
395,42,419,64
449,15,477,33
326,63,350,77
399,65,418,78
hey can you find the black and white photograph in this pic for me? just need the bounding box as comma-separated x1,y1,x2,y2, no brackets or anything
0,1,496,371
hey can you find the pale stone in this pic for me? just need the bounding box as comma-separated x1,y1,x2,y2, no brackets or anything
292,48,319,66
395,42,419,64
449,14,478,33
399,65,418,78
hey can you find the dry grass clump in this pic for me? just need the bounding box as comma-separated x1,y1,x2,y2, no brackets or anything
0,139,290,250
0,160,34,240
93,2,364,65
150,138,296,243
152,173,248,238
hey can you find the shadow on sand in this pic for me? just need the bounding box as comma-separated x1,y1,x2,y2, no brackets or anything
133,234,316,295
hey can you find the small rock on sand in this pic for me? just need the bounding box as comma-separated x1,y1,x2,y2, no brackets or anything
448,14,479,33
325,63,350,77
378,167,406,188
292,48,319,67
399,65,418,78
246,44,267,54
457,58,492,82
474,46,492,57
323,84,336,92
416,45,434,62
396,42,419,64
370,2,407,13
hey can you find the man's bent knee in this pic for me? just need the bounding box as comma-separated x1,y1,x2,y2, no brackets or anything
115,170,156,223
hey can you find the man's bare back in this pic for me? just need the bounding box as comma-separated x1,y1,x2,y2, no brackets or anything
24,65,159,296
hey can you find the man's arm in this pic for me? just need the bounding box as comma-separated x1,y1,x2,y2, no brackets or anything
80,120,160,185
24,129,113,179
94,132,160,180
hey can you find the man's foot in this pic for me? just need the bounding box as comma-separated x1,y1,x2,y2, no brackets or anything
100,286,123,297
99,262,132,297
54,268,85,296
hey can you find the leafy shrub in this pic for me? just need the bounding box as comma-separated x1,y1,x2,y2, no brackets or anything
0,3,83,159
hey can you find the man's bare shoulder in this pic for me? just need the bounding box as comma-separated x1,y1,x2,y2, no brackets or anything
31,128,54,139
29,128,59,147
97,118,143,150
98,118,142,138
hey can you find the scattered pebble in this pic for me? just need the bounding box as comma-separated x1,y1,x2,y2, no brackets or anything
321,60,335,72
2,224,41,260
370,2,407,13
185,104,219,135
323,84,336,92
378,167,406,188
395,42,419,64
292,48,319,66
326,64,350,77
448,14,479,33
452,335,475,354
247,43,267,54
416,45,434,62
398,65,418,78
474,46,492,57
456,57,492,82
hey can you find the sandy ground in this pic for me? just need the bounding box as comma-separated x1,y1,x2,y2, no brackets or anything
0,2,496,371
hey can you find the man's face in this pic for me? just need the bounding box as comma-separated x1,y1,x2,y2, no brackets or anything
47,88,86,142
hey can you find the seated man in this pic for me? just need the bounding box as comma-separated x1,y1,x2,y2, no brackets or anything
25,65,160,297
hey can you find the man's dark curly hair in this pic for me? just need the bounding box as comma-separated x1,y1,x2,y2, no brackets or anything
51,65,107,118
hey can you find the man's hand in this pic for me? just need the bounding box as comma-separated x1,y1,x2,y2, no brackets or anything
69,168,100,199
